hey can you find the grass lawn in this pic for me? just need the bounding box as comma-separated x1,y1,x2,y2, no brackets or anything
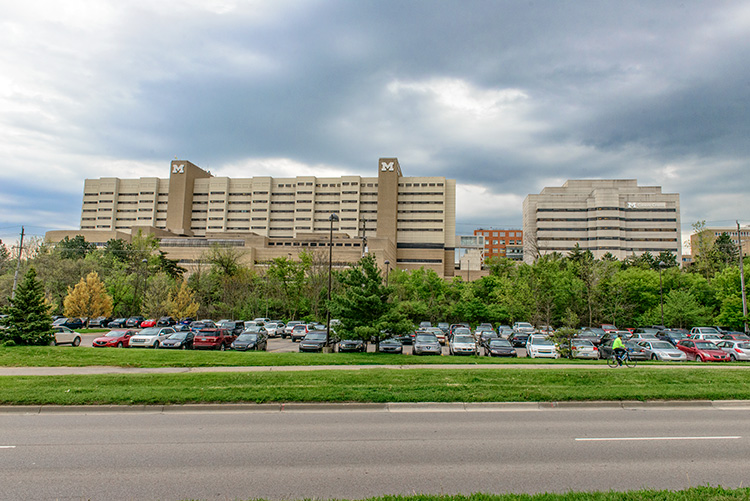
1,346,743,368
2,366,750,405
283,489,750,501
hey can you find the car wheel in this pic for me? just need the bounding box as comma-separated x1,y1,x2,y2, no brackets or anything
181,344,187,350
116,342,123,348
651,354,658,361
50,339,57,346
153,341,159,349
730,353,737,361
73,337,81,347
697,354,704,362
219,344,226,351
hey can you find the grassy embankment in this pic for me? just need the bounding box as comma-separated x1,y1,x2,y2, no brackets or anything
2,364,750,405
255,490,750,501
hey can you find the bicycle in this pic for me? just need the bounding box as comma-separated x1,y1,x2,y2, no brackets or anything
607,350,637,368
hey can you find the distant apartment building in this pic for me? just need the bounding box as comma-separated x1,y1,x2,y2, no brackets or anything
690,227,750,256
47,158,458,277
522,180,681,264
473,228,523,262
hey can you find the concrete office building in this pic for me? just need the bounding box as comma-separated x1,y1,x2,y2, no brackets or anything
522,180,681,264
690,227,750,256
47,158,457,277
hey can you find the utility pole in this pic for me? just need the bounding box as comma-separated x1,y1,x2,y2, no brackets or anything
11,226,25,301
738,221,748,333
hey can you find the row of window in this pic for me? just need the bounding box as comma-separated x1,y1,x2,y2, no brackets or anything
537,207,676,213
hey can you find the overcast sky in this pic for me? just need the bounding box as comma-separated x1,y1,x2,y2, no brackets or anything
1,0,748,250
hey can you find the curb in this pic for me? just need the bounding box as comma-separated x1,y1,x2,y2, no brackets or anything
2,400,749,414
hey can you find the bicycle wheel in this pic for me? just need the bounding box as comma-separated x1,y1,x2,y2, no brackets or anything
625,354,637,368
607,355,619,368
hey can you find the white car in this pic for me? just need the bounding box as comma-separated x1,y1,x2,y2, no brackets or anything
715,340,750,361
449,334,477,355
526,336,559,358
51,326,82,347
637,340,687,361
264,322,283,338
570,339,598,359
690,333,722,343
128,327,176,348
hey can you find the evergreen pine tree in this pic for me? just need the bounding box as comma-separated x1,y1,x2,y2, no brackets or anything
1,267,54,345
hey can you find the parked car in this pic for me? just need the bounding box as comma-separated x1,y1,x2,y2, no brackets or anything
290,323,309,342
92,330,135,348
422,327,446,344
570,339,598,359
338,339,367,353
413,332,442,355
437,322,450,334
139,318,157,328
378,338,403,354
508,332,530,348
216,320,244,336
419,321,432,329
449,334,478,356
722,332,750,341
283,321,303,338
714,340,750,361
526,335,559,359
87,316,112,328
192,328,235,351
600,324,617,333
484,338,517,357
52,317,84,330
128,327,176,348
396,331,417,345
298,331,333,352
577,327,606,345
676,339,730,362
125,316,145,328
51,326,82,346
497,325,513,338
107,318,128,328
513,322,535,334
156,316,177,327
629,332,661,342
656,329,689,346
636,340,687,361
231,331,268,351
189,320,216,331
160,331,195,349
264,322,285,338
689,327,722,338
690,332,723,343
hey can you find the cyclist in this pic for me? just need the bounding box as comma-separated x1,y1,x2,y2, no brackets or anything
611,333,626,366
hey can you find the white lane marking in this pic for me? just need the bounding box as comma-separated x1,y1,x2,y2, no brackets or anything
0,446,16,449
576,436,741,442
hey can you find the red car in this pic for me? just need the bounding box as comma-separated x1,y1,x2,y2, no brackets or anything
92,330,136,348
192,328,235,351
676,339,730,362
139,318,157,328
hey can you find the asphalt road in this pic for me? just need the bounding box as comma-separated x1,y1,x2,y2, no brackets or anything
1,405,748,500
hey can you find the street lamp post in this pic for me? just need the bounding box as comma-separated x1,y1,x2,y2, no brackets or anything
658,261,666,327
738,221,748,333
326,213,339,347
384,260,390,287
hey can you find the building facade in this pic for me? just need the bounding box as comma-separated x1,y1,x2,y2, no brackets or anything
49,158,457,277
522,179,681,263
689,227,750,257
473,228,523,261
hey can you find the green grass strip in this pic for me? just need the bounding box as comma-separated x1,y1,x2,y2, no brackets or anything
1,346,744,368
2,368,750,405
293,488,750,500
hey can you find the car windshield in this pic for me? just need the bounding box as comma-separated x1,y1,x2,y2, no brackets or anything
650,342,674,349
694,341,717,349
585,327,605,335
244,327,263,333
105,331,124,337
531,338,554,346
416,335,438,343
453,335,474,343
382,338,400,344
167,332,187,340
292,325,306,331
489,339,512,347
454,328,471,335
703,334,721,339
237,334,258,341
139,328,160,335
305,332,327,341
572,340,593,347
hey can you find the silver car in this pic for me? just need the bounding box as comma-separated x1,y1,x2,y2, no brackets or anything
715,340,750,361
413,333,442,355
637,340,687,361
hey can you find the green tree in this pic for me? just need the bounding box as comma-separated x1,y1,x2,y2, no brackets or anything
142,272,175,318
56,235,95,260
713,233,738,269
0,267,53,345
168,280,200,320
663,290,711,328
691,220,717,281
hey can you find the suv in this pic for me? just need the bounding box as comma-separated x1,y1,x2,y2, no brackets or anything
283,321,303,338
192,328,236,350
290,323,309,342
513,322,535,334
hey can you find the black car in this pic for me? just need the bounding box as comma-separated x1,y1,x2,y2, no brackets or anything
299,331,335,352
189,320,216,331
378,338,403,354
231,332,268,351
508,332,530,348
577,327,606,345
338,339,367,353
156,316,176,327
159,331,195,349
656,329,689,346
88,316,112,328
108,318,128,328
52,317,84,330
218,320,245,336
396,331,417,345
485,338,517,357
125,316,145,328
